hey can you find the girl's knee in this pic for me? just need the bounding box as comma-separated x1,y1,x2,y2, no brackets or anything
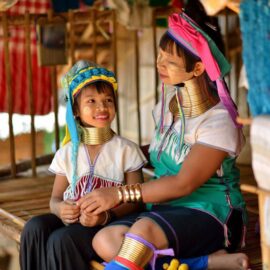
47,228,72,250
22,214,54,238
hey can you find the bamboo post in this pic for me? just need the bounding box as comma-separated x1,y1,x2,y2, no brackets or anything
134,30,142,145
241,184,270,269
51,66,60,150
0,208,26,229
68,10,76,65
258,189,270,269
111,10,120,135
90,260,104,270
24,12,37,177
152,9,159,104
48,10,60,150
2,13,16,177
91,9,97,63
224,8,231,89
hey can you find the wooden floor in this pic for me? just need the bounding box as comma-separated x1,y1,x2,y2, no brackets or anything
0,164,262,269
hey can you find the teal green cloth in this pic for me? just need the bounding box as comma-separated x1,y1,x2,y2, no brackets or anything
148,116,247,227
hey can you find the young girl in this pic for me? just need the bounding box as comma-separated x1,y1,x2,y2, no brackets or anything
76,12,250,270
19,60,147,270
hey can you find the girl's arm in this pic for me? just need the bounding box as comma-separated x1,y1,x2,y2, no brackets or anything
50,174,80,224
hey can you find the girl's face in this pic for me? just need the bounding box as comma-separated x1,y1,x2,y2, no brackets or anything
157,46,194,85
75,85,116,128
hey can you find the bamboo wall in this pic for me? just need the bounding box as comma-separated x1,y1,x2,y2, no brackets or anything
0,8,173,179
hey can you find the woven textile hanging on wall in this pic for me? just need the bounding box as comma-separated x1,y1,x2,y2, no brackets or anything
239,0,270,116
0,0,52,115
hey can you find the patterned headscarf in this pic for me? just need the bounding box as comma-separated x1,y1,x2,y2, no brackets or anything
167,12,240,127
61,60,117,196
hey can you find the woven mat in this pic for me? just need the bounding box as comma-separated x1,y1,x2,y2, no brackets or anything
0,173,262,269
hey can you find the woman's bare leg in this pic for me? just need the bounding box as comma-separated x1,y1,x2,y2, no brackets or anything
92,225,129,261
93,218,168,264
208,250,250,270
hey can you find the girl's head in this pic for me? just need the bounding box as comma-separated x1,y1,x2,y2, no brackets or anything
73,81,116,128
62,60,117,146
61,60,118,196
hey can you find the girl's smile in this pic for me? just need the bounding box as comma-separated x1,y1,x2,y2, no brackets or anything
76,85,116,128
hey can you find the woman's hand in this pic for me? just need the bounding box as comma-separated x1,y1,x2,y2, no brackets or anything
79,211,106,227
58,200,80,224
77,187,119,215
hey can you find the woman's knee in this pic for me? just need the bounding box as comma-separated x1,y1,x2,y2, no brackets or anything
130,218,168,248
93,226,128,261
130,218,157,238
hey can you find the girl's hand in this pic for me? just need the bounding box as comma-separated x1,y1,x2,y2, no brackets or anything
58,200,80,224
77,187,119,215
79,211,106,227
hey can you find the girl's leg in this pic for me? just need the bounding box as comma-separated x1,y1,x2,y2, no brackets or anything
47,222,100,270
20,213,64,270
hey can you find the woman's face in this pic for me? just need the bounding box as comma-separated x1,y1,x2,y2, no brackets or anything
75,85,116,128
156,46,194,85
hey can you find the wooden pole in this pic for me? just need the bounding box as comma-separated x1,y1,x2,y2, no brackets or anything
134,30,142,145
48,10,60,150
2,13,16,177
24,12,37,177
92,9,97,63
50,66,60,150
111,10,120,135
225,8,231,89
1,10,113,27
152,9,159,104
68,10,76,65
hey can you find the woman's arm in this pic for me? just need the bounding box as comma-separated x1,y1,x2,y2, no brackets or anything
78,143,227,214
78,169,144,220
141,143,227,203
109,169,145,218
50,174,80,224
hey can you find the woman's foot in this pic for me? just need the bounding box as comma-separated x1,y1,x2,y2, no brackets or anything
208,250,250,270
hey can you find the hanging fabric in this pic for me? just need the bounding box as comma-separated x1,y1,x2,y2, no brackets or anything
0,0,52,115
239,0,270,116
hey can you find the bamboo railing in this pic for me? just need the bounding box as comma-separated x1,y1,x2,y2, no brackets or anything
0,8,172,179
0,9,119,178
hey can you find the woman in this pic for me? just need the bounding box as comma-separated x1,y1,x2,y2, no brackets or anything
77,11,249,270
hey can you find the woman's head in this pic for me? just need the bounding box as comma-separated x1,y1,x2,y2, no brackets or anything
73,81,116,128
157,33,205,85
157,5,227,86
157,12,240,128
